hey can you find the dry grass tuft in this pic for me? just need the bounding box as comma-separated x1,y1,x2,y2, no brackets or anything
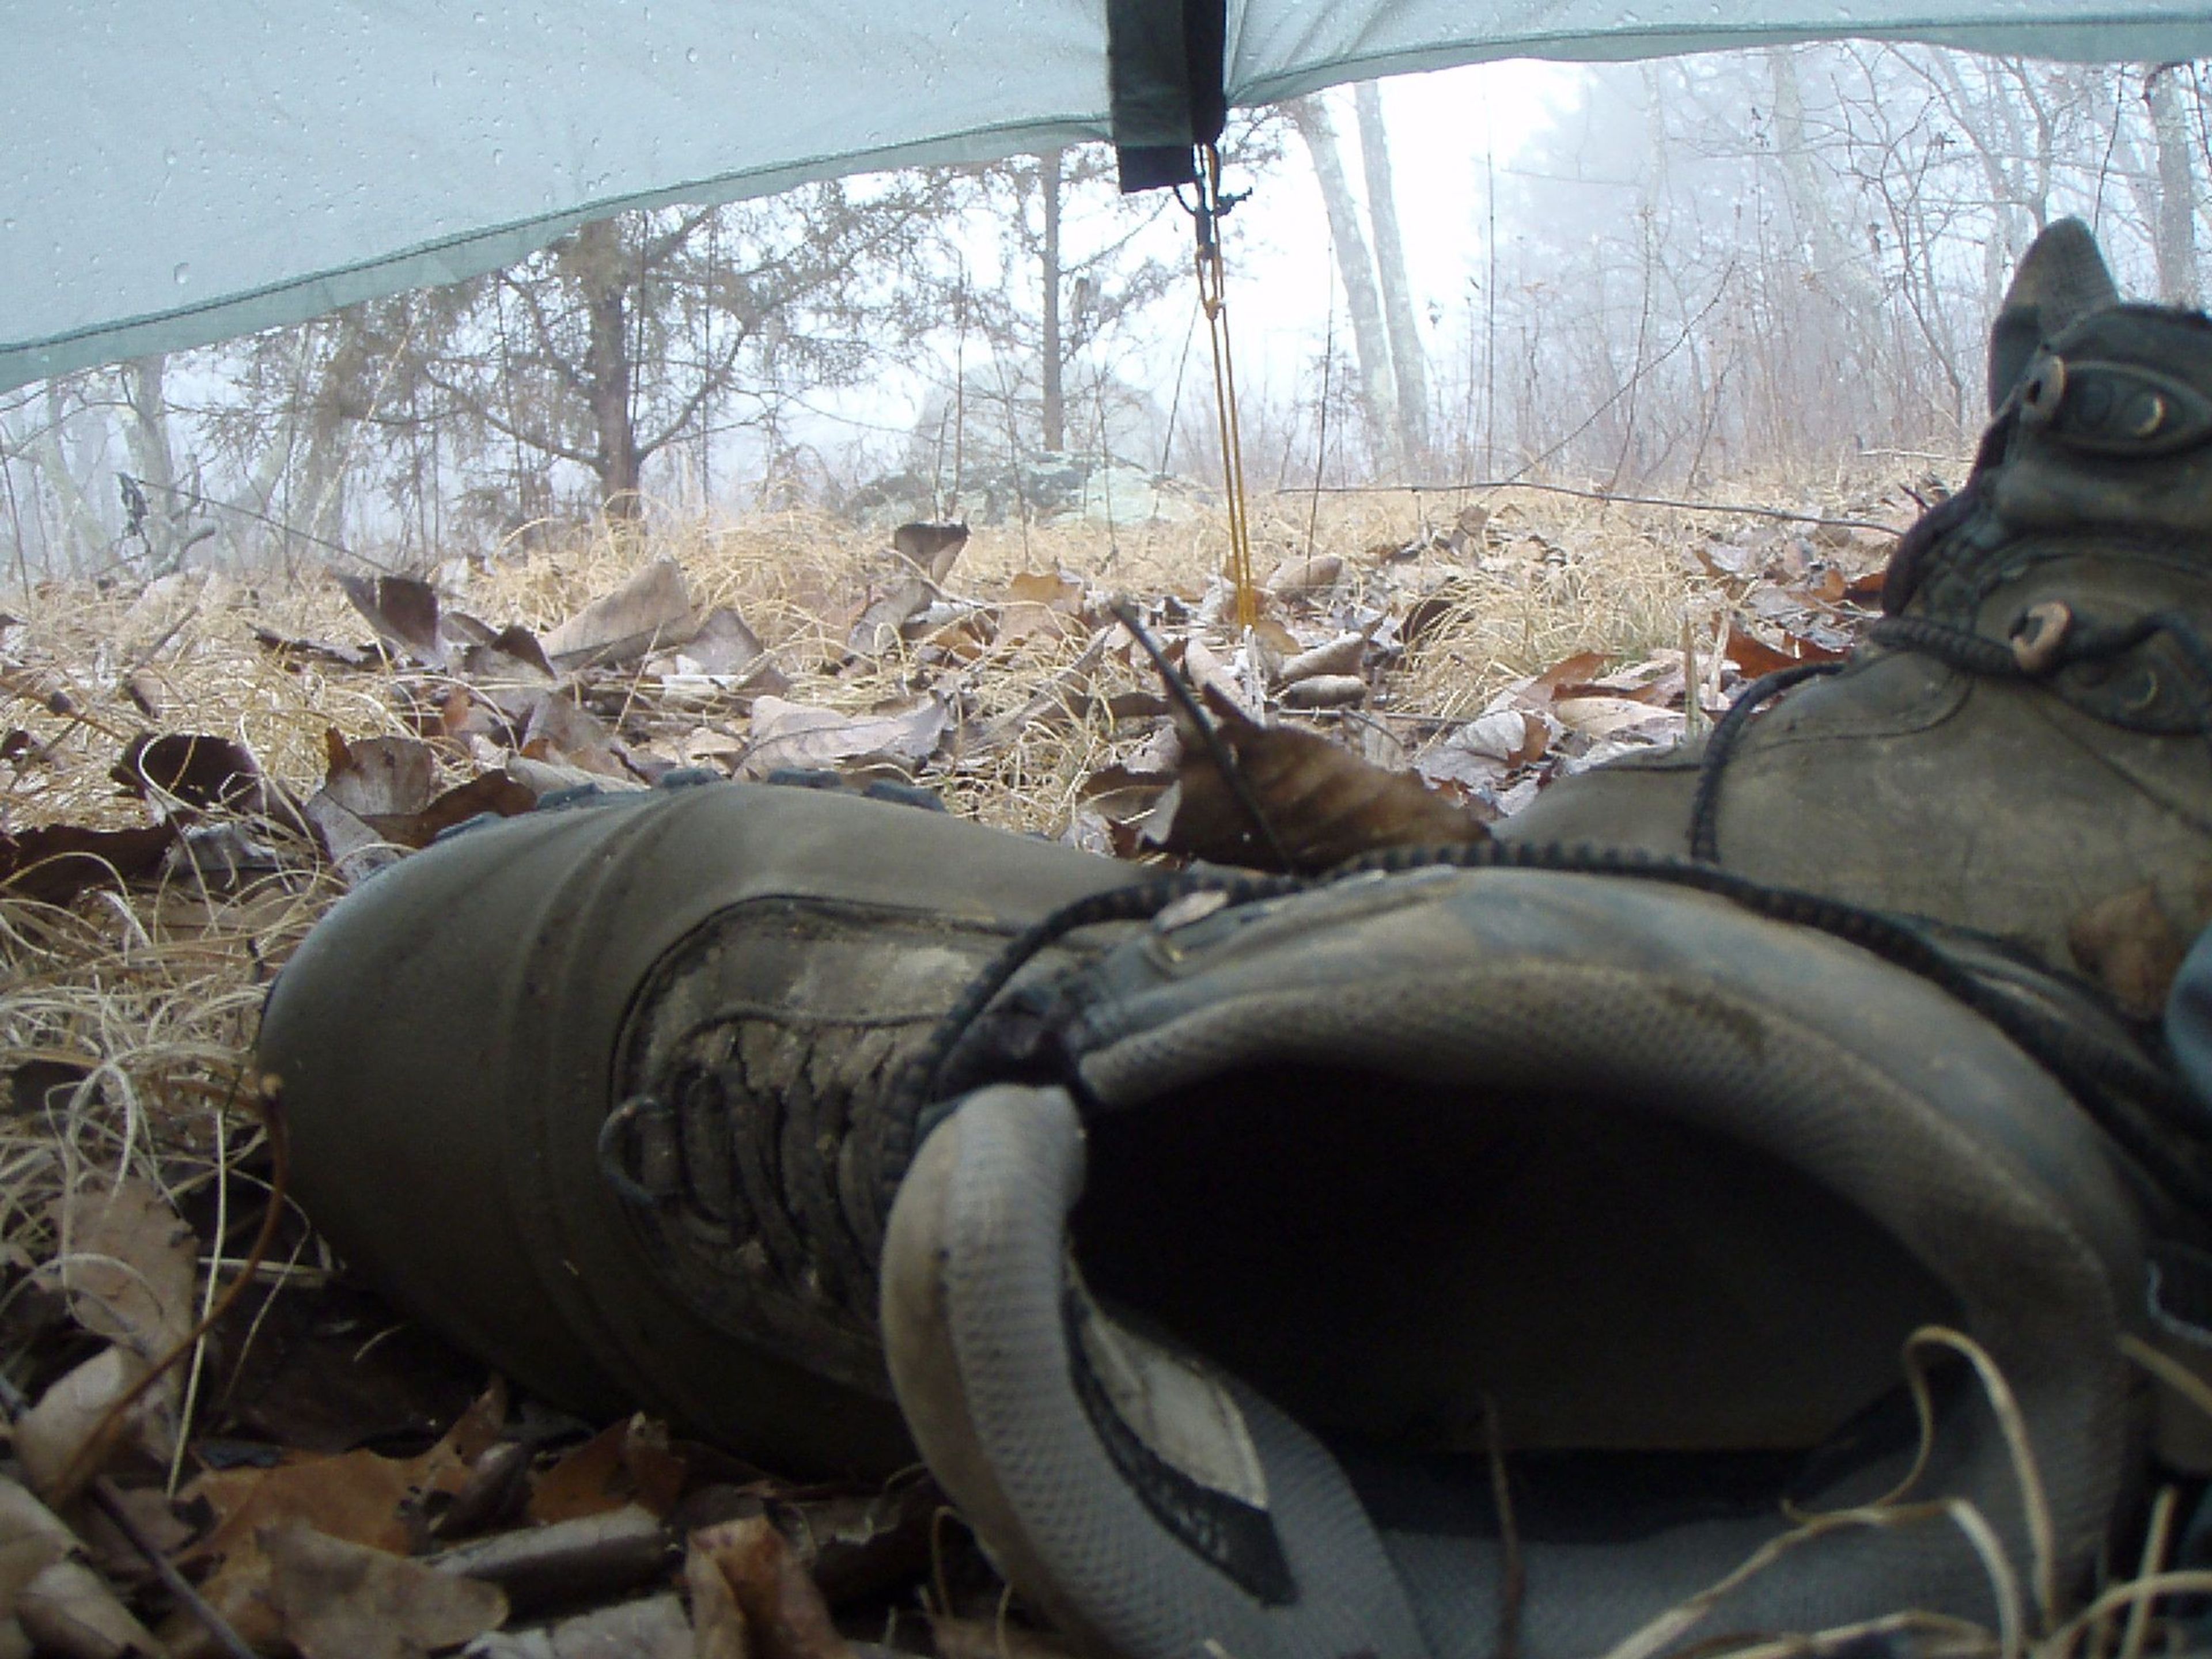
0,466,1923,1400
0,476,1916,1209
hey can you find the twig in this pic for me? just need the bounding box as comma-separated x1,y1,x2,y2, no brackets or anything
126,475,401,573
1108,600,1291,870
0,1378,257,1659
89,1476,260,1659
1277,477,1903,536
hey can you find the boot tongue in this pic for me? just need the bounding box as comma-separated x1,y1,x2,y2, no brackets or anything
1884,305,2212,695
1988,216,2119,411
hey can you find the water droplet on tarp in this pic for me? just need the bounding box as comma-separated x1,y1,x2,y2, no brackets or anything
685,46,698,63
172,262,191,286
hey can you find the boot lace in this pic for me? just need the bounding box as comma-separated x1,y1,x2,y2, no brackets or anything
882,842,2212,1223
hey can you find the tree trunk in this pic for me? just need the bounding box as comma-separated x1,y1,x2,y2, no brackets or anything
2146,65,2200,308
1353,82,1429,468
1287,96,1402,471
1767,52,1885,319
574,218,643,520
32,387,108,574
119,355,196,572
1040,149,1066,454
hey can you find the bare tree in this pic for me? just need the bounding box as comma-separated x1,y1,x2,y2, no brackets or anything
413,183,946,522
2146,63,2201,305
1354,82,1430,466
1287,94,1403,471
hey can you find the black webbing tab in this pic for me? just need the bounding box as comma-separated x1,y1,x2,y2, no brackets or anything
1109,0,1226,193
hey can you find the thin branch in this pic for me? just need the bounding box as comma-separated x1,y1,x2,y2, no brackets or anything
1280,477,1903,536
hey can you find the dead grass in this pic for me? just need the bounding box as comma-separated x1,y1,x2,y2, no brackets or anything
23,461,2210,1657
0,474,1918,1225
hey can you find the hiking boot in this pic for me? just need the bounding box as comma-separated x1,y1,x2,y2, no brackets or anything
1501,218,2212,1015
879,859,2171,1659
254,777,1142,1474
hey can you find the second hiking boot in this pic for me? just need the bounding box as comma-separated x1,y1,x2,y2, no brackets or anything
255,778,1143,1474
880,859,2171,1659
1505,218,2212,1013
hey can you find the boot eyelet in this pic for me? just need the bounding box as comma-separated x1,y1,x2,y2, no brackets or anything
2116,666,2162,711
2009,601,2073,673
599,1094,679,1206
2127,391,2170,438
2019,355,2066,427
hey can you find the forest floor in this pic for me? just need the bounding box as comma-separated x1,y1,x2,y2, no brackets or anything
0,470,1957,1658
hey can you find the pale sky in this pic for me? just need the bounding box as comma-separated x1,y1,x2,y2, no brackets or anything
797,56,1589,479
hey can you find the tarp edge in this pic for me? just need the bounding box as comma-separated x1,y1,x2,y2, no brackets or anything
1228,17,2212,109
0,115,1111,397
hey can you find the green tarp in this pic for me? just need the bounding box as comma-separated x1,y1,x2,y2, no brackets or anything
6,0,2212,393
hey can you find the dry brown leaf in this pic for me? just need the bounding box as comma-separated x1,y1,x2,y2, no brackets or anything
1472,710,1550,766
111,733,272,816
645,607,763,677
1399,585,1475,652
338,574,445,666
684,1538,746,1659
14,1347,175,1502
1162,700,1488,872
457,634,559,724
51,1175,196,1357
526,1416,684,1525
1179,636,1252,715
14,1558,162,1659
1513,650,1613,705
314,742,536,862
301,793,396,884
1264,553,1344,597
0,1483,78,1565
263,1520,507,1659
741,696,948,778
542,560,694,671
1723,630,1847,677
521,695,631,779
430,1442,534,1544
1278,632,1366,685
994,602,1075,649
1003,570,1085,612
688,1516,850,1659
431,1506,669,1617
845,577,934,659
185,1380,505,1568
319,730,436,820
375,772,540,848
0,1482,79,1636
1277,675,1365,710
892,521,970,581
0,822,177,907
503,759,647,801
249,626,376,671
1844,567,1889,603
1552,696,1675,738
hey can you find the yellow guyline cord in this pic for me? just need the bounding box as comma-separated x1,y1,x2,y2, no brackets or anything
1191,143,1259,629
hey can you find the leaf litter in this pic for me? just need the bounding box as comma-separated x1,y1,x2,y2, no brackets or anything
0,480,2008,1657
